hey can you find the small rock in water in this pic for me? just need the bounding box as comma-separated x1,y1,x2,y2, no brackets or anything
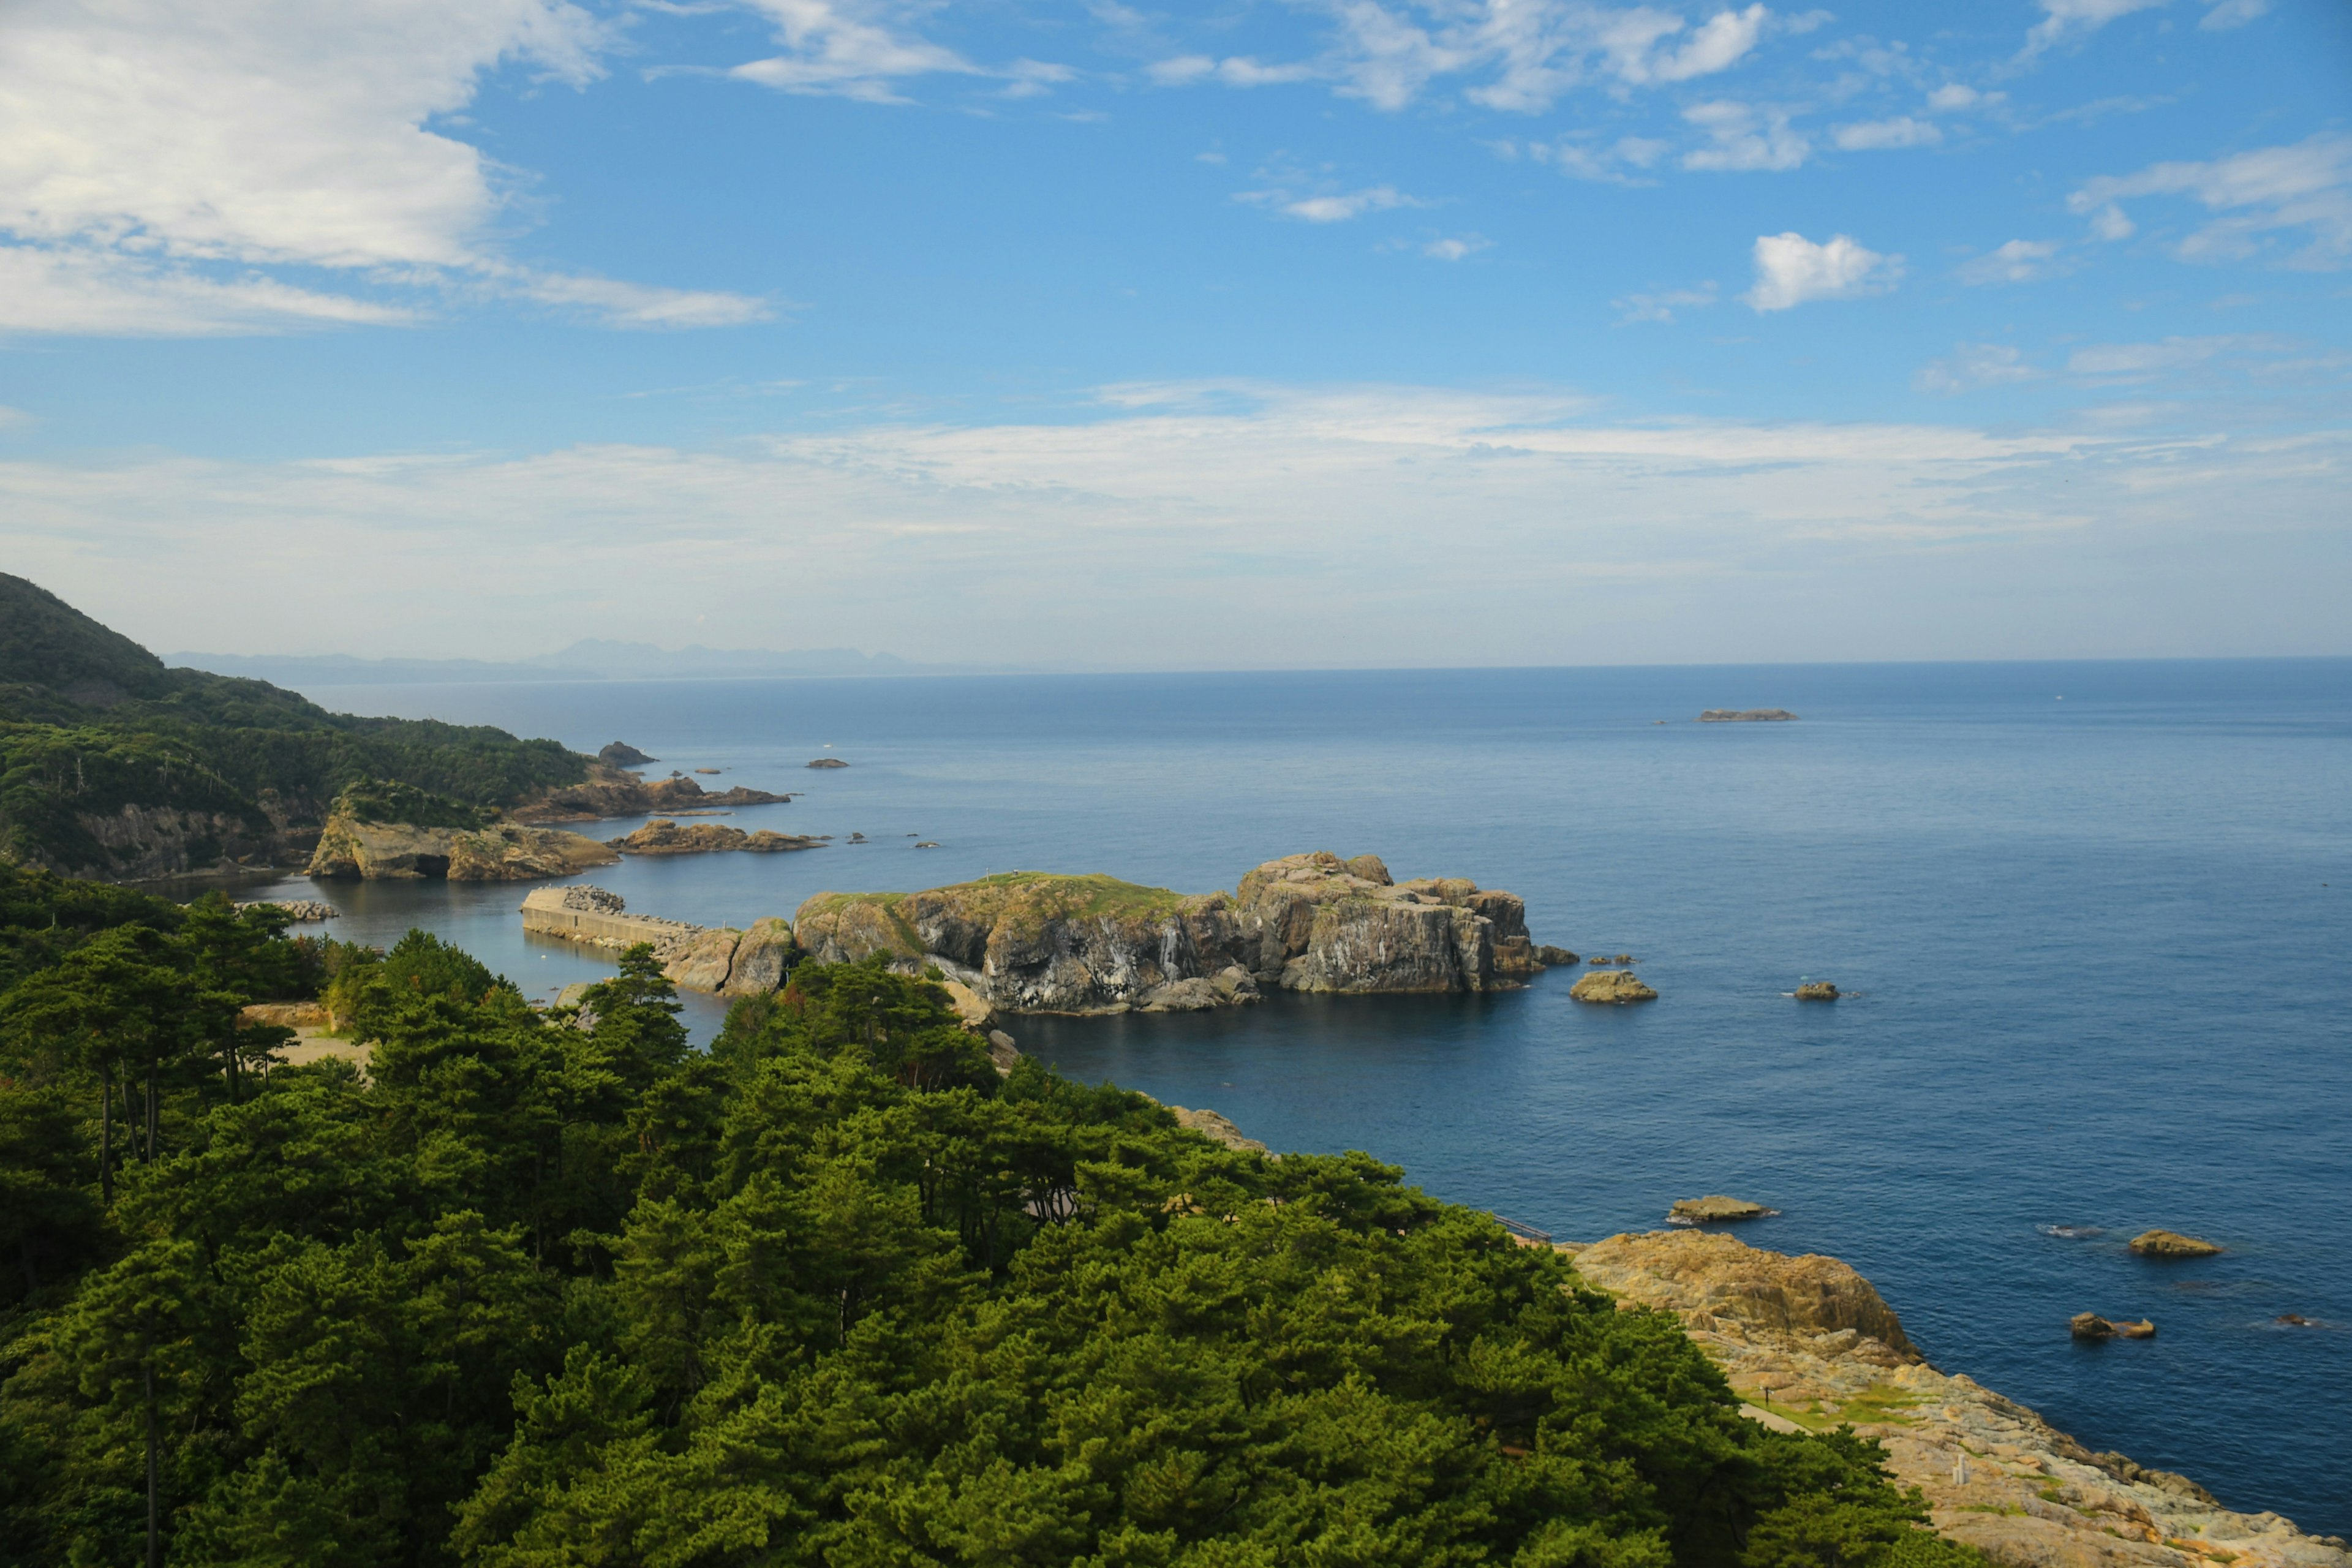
2277,1313,2314,1327
1570,970,1657,1004
1535,944,1579,966
806,757,849,769
693,767,722,775
847,832,866,842
1669,1195,1777,1224
1795,981,1839,1000
2130,1229,2223,1258
2071,1313,2155,1340
914,840,940,848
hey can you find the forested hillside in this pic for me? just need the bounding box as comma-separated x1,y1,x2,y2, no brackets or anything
0,865,1983,1567
0,576,589,877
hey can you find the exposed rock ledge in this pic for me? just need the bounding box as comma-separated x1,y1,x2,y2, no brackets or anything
792,851,1566,1016
608,819,824,855
512,764,789,823
1699,709,1800,722
1567,1230,2348,1568
309,815,616,881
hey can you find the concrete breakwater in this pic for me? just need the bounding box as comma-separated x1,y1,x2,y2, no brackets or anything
519,886,703,956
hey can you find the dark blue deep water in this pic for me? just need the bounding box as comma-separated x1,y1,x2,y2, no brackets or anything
243,660,2352,1536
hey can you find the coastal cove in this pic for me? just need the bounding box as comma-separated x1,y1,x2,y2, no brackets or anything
233,658,2352,1538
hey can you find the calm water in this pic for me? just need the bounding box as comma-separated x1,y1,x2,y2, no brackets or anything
241,661,2352,1534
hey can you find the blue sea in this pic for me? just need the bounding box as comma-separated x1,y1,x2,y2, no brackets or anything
244,660,2352,1536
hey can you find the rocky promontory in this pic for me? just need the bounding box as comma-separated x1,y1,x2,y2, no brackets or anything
1567,1230,2349,1568
512,763,790,823
1699,709,1800,722
308,786,616,881
791,851,1564,1015
607,819,824,855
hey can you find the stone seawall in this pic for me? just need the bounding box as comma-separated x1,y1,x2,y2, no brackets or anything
519,886,703,957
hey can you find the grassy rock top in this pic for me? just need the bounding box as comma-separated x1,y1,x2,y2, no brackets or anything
802,872,1195,938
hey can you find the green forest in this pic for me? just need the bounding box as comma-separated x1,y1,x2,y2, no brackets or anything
0,861,1983,1567
0,576,589,874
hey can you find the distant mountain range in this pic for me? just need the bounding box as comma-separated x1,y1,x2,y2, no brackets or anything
168,640,966,686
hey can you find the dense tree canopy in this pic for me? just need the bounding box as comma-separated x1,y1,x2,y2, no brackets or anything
0,868,1981,1567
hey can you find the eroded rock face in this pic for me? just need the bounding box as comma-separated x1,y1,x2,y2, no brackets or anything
793,853,1562,1015
722,918,796,997
1567,1231,2346,1568
309,816,617,881
662,927,742,993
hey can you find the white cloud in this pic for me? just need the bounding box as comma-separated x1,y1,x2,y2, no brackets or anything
2065,334,2286,380
1683,101,1810,172
2199,0,2267,28
0,0,762,335
1914,344,2043,394
2070,134,2352,266
1615,284,1719,323
1423,234,1492,260
1150,2,1803,116
1531,135,1672,183
1744,232,1900,309
15,384,2346,667
1833,116,1942,151
2021,0,2167,58
1238,184,1420,223
1925,83,2002,112
2089,203,2136,241
728,0,982,100
1956,238,2065,285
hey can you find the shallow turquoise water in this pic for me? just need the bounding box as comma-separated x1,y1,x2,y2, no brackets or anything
244,660,2352,1535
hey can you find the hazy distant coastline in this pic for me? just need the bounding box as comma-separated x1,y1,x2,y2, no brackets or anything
169,639,1003,686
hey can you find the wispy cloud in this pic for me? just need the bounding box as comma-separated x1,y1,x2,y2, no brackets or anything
2070,134,2352,267
2019,0,2166,60
1744,232,1901,309
1145,1,1816,116
1956,238,2065,285
1683,101,1811,172
1914,343,2043,394
1615,284,1719,323
1422,234,1492,261
1833,116,1941,151
1531,136,1672,184
1238,182,1422,223
15,383,2343,666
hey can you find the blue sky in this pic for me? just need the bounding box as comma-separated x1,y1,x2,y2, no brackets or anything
2,0,2347,668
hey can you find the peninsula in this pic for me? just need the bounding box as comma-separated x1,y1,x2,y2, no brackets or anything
518,850,1580,1012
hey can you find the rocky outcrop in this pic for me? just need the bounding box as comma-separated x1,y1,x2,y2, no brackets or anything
1795,981,1839,1000
1570,969,1657,1004
519,886,703,956
241,899,337,921
1170,1107,1272,1157
608,819,823,855
806,757,848,769
662,927,743,993
2072,1314,2157,1341
1698,709,1799,722
1568,1231,2349,1568
598,742,657,767
722,918,796,997
511,764,788,823
1670,1195,1776,1223
310,815,616,881
2130,1230,2222,1259
792,853,1565,1016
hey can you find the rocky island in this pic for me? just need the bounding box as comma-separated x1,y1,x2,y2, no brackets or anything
796,850,1562,1014
510,763,790,823
606,819,824,854
1699,708,1800,722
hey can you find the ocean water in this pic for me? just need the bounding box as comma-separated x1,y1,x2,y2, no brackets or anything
243,660,2352,1536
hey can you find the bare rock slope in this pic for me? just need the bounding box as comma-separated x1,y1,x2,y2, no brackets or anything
793,851,1562,1014
309,816,616,881
1569,1230,2348,1568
